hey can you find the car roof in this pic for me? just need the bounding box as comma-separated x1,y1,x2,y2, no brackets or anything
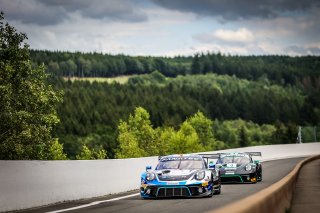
159,154,203,161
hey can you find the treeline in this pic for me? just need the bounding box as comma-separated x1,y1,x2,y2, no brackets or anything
31,50,320,89
51,73,318,158
31,50,190,77
191,53,320,89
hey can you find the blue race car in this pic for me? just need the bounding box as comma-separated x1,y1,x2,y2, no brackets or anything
140,154,221,198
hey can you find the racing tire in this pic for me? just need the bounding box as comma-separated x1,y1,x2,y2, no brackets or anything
207,189,214,198
207,178,214,197
213,177,221,195
257,168,262,182
213,185,221,195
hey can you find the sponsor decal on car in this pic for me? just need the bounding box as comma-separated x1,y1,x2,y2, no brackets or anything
225,171,235,175
166,182,179,185
202,181,209,186
226,163,237,168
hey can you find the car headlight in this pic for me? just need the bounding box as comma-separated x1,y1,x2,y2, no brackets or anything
195,171,205,180
245,164,252,171
146,173,156,181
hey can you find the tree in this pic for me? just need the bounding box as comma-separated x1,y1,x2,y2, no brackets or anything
76,134,108,159
272,122,288,144
49,139,68,160
286,122,298,144
115,107,157,158
0,12,62,159
169,121,203,154
115,121,145,158
191,54,201,74
66,59,77,77
239,126,249,147
75,144,106,160
76,145,93,160
156,127,174,155
149,70,166,84
187,111,214,147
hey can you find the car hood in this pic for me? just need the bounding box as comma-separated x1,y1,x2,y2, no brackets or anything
220,163,255,174
155,169,198,181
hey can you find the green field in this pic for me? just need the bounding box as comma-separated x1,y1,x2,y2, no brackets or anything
63,76,134,84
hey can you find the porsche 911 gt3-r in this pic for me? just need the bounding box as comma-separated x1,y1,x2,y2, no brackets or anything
140,154,221,198
214,152,262,183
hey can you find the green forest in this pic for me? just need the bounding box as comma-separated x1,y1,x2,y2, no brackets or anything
31,50,320,89
49,70,319,159
1,12,320,160
31,50,320,159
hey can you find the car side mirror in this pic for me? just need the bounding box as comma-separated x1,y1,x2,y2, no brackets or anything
146,166,152,171
209,163,215,169
254,160,260,164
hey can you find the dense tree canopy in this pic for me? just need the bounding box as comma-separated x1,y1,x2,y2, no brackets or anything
116,107,221,158
0,12,62,159
29,45,319,160
30,50,320,89
49,72,318,159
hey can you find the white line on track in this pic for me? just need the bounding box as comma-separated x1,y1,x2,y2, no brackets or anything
46,193,140,213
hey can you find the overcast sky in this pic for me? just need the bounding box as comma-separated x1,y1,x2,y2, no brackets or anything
1,0,320,56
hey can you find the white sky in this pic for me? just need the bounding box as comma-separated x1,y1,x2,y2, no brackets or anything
1,0,320,56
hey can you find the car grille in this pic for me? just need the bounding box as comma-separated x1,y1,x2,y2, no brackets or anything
188,186,201,196
221,176,243,182
157,187,190,197
147,186,158,196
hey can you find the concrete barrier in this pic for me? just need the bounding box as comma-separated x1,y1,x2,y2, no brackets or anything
0,157,159,212
0,143,319,212
208,154,320,213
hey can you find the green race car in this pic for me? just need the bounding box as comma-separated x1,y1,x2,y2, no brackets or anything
202,152,262,183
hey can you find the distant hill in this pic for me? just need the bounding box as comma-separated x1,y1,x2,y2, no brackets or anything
31,50,320,89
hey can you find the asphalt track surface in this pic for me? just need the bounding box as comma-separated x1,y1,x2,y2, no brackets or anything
20,157,304,213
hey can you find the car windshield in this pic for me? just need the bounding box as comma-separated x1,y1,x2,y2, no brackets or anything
217,155,251,164
156,158,204,170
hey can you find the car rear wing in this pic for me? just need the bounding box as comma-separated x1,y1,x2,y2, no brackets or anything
245,152,262,157
199,152,262,163
198,153,221,159
199,152,262,157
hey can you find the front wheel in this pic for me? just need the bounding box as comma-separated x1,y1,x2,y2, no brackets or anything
213,177,221,194
213,185,221,194
257,168,262,182
207,188,214,198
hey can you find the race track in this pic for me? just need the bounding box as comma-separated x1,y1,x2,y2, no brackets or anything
20,157,304,213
